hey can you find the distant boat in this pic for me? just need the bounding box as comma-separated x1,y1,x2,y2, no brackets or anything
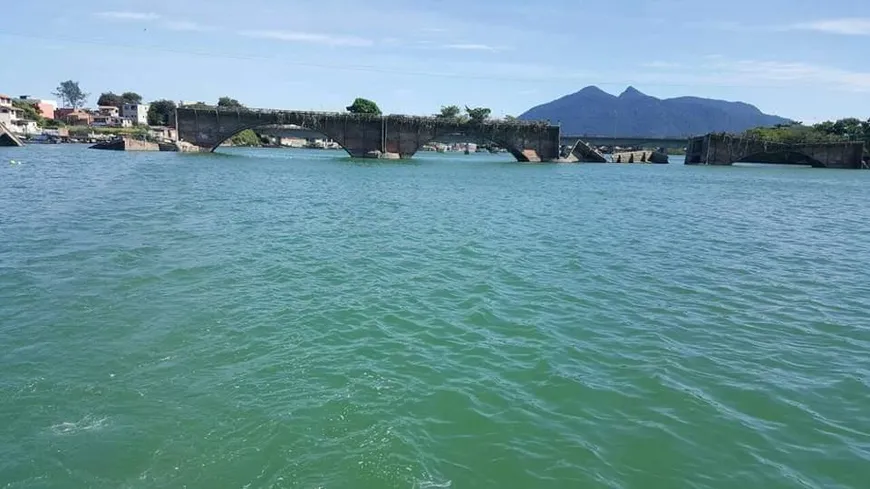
27,134,59,144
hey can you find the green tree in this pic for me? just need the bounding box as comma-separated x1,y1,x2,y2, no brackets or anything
185,102,213,109
230,129,262,146
122,92,143,105
346,97,381,115
43,118,65,129
743,117,870,146
437,105,461,119
217,97,244,108
147,99,177,126
11,100,42,121
465,106,491,123
504,115,517,121
97,92,124,108
53,80,89,109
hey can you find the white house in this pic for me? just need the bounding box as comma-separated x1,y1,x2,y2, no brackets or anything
92,114,133,128
9,119,40,136
121,103,150,125
0,94,22,126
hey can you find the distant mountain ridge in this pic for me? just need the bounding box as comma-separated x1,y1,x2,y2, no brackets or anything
518,86,791,137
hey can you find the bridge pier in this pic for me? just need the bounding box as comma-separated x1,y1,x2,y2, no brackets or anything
175,108,562,162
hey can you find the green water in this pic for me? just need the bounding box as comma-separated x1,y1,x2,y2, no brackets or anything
1,145,869,489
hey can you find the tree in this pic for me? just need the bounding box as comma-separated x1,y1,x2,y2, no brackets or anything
43,118,65,129
743,117,870,146
217,96,244,108
147,99,177,126
185,102,212,109
437,105,461,119
465,106,491,123
53,80,89,109
504,115,517,121
122,92,143,105
346,97,381,115
230,129,262,146
11,100,42,121
97,92,124,108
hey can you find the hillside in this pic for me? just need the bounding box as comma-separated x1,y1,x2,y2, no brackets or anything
518,86,791,137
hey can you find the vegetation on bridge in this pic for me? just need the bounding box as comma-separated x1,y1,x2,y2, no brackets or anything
346,98,382,115
437,105,463,120
434,105,493,123
465,106,491,123
218,97,244,109
742,118,870,147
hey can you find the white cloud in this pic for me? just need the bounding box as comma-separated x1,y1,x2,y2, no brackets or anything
441,43,499,51
710,59,870,91
630,58,870,93
163,20,212,32
238,30,373,47
95,11,160,21
790,18,870,35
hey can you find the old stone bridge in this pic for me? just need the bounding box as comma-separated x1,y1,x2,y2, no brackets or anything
685,134,867,169
176,107,561,162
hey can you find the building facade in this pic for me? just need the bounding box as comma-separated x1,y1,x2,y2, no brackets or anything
55,108,92,126
122,103,150,125
0,94,22,126
9,119,40,135
92,114,133,128
98,106,120,117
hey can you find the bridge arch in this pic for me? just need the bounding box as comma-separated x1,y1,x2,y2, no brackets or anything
386,119,559,162
735,151,826,168
405,128,530,162
211,123,353,156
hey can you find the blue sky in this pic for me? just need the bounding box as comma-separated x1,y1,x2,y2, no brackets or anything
1,0,868,122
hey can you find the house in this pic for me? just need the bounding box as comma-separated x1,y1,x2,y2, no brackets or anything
97,106,120,117
122,103,149,125
45,127,70,137
280,137,307,148
148,126,177,141
16,96,57,119
9,119,40,136
55,108,92,126
92,114,132,128
0,94,23,126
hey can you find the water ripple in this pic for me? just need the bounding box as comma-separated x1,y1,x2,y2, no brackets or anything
1,147,869,488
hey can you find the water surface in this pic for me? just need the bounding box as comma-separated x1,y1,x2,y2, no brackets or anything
1,145,869,488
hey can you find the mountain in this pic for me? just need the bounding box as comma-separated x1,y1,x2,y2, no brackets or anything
518,86,791,137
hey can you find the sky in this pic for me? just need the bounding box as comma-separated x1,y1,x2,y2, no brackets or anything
1,0,868,123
